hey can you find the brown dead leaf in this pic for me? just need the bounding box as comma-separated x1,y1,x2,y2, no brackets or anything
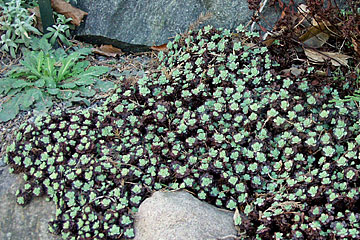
304,48,351,66
150,43,168,52
281,67,305,77
294,4,311,28
299,21,328,43
51,0,87,26
92,45,123,57
303,32,329,48
352,38,360,56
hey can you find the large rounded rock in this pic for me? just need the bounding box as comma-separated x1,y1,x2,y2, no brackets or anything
71,0,349,51
72,0,252,47
134,190,237,240
0,166,58,240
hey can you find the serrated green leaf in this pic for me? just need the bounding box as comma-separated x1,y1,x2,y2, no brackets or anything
37,51,44,73
12,79,33,88
71,97,90,106
30,37,53,52
74,78,95,86
57,55,78,81
59,82,76,89
0,78,15,94
6,88,23,96
43,76,57,88
18,88,43,110
53,48,67,61
20,53,42,78
34,95,53,111
79,66,110,78
71,61,90,75
94,80,115,92
57,90,79,100
44,54,56,78
0,95,20,122
75,47,92,56
34,78,45,88
78,86,96,97
47,88,60,95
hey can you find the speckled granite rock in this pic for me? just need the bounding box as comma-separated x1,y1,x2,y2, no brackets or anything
71,0,348,51
134,190,238,240
72,0,252,47
0,166,58,240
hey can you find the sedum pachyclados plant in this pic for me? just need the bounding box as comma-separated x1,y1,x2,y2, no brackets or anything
0,38,114,122
4,24,360,239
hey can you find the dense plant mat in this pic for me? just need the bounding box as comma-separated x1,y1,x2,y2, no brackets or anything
4,25,360,239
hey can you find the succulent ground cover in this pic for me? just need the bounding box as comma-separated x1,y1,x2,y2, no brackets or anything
3,23,360,240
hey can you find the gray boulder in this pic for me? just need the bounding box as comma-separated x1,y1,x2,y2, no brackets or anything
72,0,251,47
134,190,238,240
0,166,58,240
71,0,349,52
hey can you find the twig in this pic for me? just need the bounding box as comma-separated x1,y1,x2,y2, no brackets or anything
245,0,270,32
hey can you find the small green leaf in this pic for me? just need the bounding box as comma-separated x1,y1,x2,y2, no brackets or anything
0,78,15,94
57,90,78,100
0,95,20,122
43,76,57,88
12,79,33,88
34,78,45,88
124,228,135,238
18,88,42,110
77,86,96,97
47,88,60,95
74,78,95,86
71,97,91,106
58,82,76,89
79,66,109,79
34,95,53,111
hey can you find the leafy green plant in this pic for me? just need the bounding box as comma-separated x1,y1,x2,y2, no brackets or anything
4,23,360,240
44,13,73,46
0,0,41,57
0,38,114,122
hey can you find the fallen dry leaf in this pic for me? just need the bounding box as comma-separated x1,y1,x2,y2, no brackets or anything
294,4,311,28
304,48,351,66
299,21,328,43
281,67,305,77
150,43,168,52
303,32,329,48
51,0,87,26
92,45,123,57
352,38,360,56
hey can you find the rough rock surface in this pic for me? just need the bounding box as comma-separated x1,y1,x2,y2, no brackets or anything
0,166,58,240
71,0,349,49
134,190,237,240
71,0,253,47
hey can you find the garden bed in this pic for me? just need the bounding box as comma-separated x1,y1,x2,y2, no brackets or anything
3,24,360,239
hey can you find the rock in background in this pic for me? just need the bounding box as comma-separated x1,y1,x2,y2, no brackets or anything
71,0,252,46
0,166,58,240
71,0,349,49
134,191,237,240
